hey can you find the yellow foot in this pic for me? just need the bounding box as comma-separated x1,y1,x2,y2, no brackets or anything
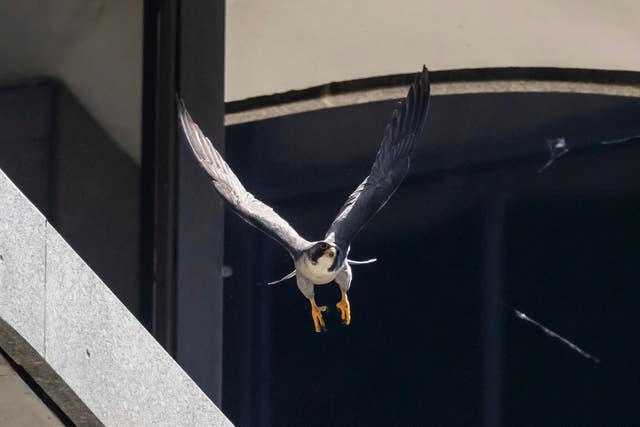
310,298,328,333
336,291,351,325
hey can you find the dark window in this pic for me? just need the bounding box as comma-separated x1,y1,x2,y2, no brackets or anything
223,92,640,426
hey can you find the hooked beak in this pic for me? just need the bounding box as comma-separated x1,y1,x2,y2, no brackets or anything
328,247,346,272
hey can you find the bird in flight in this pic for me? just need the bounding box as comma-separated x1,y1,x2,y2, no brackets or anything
177,66,430,332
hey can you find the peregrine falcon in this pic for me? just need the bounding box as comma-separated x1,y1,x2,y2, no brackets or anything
177,66,430,332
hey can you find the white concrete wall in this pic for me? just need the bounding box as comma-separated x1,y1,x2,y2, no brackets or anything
226,0,640,101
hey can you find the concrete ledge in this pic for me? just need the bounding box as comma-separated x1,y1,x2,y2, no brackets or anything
0,349,65,426
0,318,100,425
0,169,231,426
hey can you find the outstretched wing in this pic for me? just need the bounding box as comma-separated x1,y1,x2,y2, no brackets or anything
177,98,310,255
325,66,430,252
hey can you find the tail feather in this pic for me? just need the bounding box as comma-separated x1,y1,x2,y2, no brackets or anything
267,269,296,285
347,258,377,265
266,259,375,286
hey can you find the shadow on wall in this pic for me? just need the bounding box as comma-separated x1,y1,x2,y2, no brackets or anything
0,79,141,317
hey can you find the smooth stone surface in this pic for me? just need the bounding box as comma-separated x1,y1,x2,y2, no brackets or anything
0,169,46,355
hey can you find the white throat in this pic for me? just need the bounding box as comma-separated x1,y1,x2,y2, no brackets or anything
296,253,338,285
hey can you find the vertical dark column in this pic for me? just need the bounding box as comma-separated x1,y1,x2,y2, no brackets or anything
257,239,274,427
141,0,179,351
142,0,225,405
222,222,260,426
482,194,505,427
140,0,156,332
176,0,225,405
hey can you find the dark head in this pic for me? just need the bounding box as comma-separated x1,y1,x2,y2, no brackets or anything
307,241,340,271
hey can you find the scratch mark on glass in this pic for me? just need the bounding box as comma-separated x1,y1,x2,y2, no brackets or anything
511,307,600,363
600,134,640,146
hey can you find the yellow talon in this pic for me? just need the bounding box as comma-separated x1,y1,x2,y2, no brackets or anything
310,298,328,333
336,291,351,325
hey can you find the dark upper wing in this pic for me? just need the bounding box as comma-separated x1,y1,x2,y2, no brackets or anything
325,66,430,251
177,98,310,255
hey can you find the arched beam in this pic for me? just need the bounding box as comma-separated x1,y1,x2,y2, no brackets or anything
226,67,640,125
